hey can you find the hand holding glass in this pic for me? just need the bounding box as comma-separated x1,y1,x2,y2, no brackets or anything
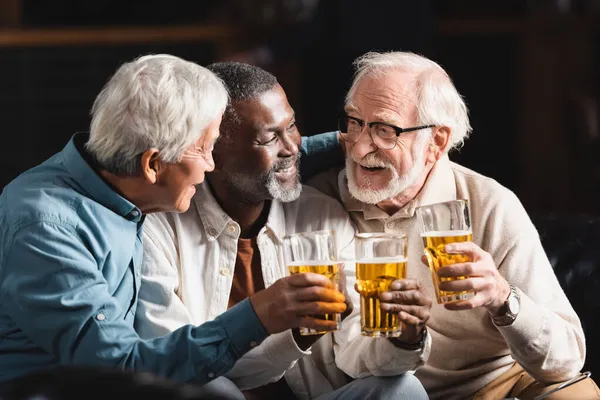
416,200,475,304
355,233,408,337
283,230,342,335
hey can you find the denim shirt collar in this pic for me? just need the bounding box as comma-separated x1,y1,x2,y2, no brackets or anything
61,133,142,222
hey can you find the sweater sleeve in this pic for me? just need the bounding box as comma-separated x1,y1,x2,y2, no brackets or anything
490,193,585,383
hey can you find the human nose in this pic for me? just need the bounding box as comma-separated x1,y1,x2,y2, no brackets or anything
279,132,300,157
203,152,215,172
350,127,377,160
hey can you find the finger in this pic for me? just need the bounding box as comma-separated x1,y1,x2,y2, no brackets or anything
296,301,347,316
341,295,354,320
380,289,432,306
438,277,487,293
443,241,482,258
380,303,429,321
444,292,486,311
437,262,476,278
397,310,423,326
421,255,429,267
287,272,334,288
294,286,346,303
298,316,341,332
389,279,423,292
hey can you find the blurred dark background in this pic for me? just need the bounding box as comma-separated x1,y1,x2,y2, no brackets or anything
1,0,599,215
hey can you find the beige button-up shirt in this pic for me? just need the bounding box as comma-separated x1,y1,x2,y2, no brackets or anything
309,155,586,400
135,182,431,400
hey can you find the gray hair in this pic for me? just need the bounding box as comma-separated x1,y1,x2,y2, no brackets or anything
346,52,472,150
86,54,228,176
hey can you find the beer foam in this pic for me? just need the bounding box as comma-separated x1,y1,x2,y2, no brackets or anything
356,257,407,264
420,230,472,237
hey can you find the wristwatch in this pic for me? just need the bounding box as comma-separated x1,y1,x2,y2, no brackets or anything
491,284,520,327
390,326,427,350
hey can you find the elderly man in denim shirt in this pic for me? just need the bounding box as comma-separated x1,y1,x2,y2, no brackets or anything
0,54,348,389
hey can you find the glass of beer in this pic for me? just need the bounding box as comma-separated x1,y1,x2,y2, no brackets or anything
416,199,475,304
355,233,408,337
283,230,342,335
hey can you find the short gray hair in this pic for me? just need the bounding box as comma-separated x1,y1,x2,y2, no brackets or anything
346,51,472,150
86,54,228,176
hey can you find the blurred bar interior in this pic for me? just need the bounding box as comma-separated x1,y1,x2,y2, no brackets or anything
0,0,599,214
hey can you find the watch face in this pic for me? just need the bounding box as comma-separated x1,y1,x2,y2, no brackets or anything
508,295,520,315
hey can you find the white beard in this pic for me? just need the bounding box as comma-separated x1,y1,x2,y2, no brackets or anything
346,132,430,205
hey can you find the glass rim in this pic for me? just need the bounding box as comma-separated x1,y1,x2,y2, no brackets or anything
355,232,407,240
284,229,335,240
415,199,469,212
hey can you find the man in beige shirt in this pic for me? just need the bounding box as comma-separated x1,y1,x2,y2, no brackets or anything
309,51,600,400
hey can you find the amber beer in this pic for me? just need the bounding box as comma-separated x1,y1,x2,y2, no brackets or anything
288,261,342,335
422,230,475,303
356,258,407,337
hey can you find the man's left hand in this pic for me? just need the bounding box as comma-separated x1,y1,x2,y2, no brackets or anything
380,279,432,345
434,241,510,315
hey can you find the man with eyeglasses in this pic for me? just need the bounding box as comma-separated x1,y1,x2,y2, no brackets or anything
309,51,600,399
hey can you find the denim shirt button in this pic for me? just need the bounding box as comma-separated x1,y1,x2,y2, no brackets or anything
96,313,106,321
207,372,215,379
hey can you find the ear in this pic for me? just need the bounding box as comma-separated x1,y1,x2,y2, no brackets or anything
426,126,451,163
140,148,161,184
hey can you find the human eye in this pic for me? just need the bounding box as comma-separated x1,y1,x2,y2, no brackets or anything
374,123,397,139
346,117,362,133
259,134,278,145
287,120,297,131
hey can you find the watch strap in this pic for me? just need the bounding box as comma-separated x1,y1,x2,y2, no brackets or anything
492,285,519,327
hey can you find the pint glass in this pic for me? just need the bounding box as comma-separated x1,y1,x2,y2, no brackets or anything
283,230,342,335
416,200,475,304
355,233,407,337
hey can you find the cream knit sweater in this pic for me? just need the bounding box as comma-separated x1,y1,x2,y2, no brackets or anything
309,155,585,400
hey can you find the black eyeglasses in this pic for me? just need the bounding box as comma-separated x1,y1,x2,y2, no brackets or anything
338,115,435,150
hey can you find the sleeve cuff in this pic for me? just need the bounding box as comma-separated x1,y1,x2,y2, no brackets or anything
496,288,547,350
216,298,269,358
380,329,431,372
264,329,311,368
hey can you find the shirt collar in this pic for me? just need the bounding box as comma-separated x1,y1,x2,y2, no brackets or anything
339,155,457,221
193,180,286,243
62,133,142,222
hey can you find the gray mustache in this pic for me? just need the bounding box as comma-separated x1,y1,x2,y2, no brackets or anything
273,154,301,171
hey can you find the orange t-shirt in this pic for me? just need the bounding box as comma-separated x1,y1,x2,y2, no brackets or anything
228,237,296,400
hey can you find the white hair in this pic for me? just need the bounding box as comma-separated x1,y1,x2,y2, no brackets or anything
86,54,228,176
346,51,472,150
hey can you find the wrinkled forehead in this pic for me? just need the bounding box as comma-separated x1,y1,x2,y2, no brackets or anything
347,70,418,125
234,85,294,130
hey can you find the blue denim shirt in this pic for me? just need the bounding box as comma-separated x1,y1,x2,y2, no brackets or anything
0,134,269,383
299,131,344,181
0,131,341,383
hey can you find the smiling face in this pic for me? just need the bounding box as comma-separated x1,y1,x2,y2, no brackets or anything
153,114,221,213
344,70,434,205
212,84,302,204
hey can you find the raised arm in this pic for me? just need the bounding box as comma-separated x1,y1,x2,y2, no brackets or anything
300,132,344,182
